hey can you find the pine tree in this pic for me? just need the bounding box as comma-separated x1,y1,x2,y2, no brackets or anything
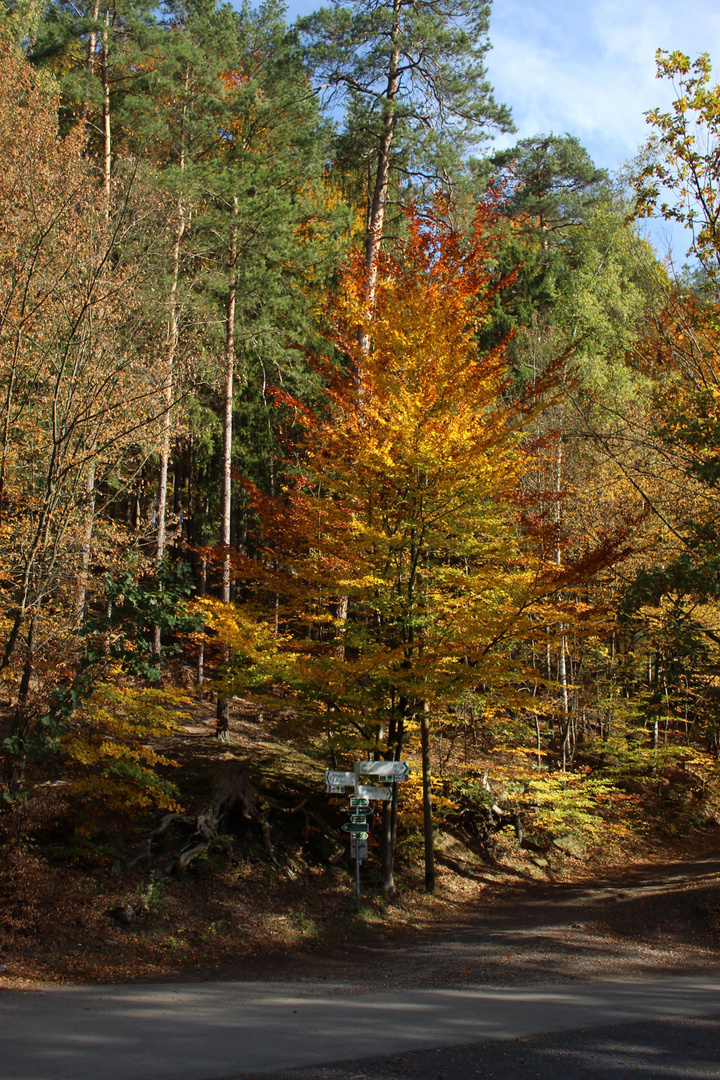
299,0,513,309
159,1,343,733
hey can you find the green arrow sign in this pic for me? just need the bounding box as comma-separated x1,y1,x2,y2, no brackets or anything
349,797,370,808
342,823,369,835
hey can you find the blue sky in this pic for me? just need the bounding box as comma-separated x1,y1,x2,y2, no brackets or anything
485,0,720,171
284,0,720,173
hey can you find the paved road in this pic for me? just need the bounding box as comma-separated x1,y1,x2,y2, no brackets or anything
2,975,720,1080
233,1012,720,1080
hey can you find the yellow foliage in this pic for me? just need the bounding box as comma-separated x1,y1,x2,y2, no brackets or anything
265,203,554,740
62,684,189,832
193,597,297,698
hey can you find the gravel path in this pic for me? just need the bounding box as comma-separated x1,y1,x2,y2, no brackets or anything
233,852,720,992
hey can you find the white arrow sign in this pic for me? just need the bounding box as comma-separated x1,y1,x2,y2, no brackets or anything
325,770,355,787
357,784,392,801
358,761,410,781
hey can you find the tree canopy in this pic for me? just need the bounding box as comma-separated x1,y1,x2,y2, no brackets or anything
1,7,720,929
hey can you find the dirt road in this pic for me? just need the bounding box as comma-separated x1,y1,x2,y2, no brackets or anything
233,851,720,991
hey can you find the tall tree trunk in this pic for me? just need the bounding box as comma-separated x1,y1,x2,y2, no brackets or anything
173,441,184,521
75,454,97,625
216,206,238,739
79,1,100,126
559,635,570,770
6,609,38,794
152,82,188,655
152,198,186,654
555,432,571,770
0,332,22,530
197,554,207,685
420,699,434,894
364,0,401,315
382,701,404,893
76,7,103,620
101,8,111,218
343,0,401,648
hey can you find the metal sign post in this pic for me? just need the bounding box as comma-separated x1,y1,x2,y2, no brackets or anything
355,842,361,914
326,760,410,914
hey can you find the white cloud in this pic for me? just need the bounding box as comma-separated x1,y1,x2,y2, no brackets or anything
486,0,720,169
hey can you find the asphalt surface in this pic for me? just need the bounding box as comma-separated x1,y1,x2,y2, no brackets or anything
232,1012,720,1080
2,975,720,1080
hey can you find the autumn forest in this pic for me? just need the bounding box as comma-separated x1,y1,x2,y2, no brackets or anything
2,0,720,971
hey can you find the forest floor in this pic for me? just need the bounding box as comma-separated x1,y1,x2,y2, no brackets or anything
1,696,719,991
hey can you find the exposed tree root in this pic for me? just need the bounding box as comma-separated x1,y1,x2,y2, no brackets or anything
129,759,345,880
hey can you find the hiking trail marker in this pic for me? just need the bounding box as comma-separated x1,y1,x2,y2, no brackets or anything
326,760,410,913
359,760,410,781
358,784,391,801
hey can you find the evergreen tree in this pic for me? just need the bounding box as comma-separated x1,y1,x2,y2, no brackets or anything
298,0,513,306
478,134,610,355
160,1,343,732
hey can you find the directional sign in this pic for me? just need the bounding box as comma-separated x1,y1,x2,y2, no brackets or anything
350,807,371,817
342,823,369,836
349,797,370,808
352,814,372,824
325,785,345,794
358,761,410,781
350,837,368,860
357,784,392,801
326,770,355,787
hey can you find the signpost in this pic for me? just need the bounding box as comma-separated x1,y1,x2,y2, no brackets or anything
342,822,369,835
325,770,355,793
327,759,410,914
326,770,355,787
357,784,391,801
358,760,410,781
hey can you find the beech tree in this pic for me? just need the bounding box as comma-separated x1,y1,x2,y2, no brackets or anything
616,52,720,754
635,50,720,292
241,200,567,890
